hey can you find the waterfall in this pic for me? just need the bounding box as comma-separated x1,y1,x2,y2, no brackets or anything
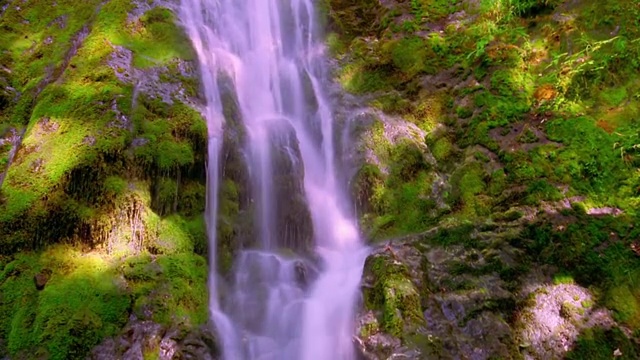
179,1,368,359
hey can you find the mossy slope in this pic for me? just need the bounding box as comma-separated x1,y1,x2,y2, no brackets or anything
0,1,209,358
328,0,640,357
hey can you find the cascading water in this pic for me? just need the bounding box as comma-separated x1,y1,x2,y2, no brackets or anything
180,1,368,359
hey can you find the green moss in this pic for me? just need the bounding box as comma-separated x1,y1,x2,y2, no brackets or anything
600,87,628,107
0,2,207,356
147,215,196,255
455,106,473,119
523,180,562,205
429,223,475,248
449,162,488,216
0,248,130,360
566,327,638,360
325,0,384,37
607,285,640,328
120,251,207,327
432,137,453,162
338,63,392,94
363,255,424,338
359,317,380,338
390,37,428,78
552,274,575,285
517,127,538,143
114,7,195,68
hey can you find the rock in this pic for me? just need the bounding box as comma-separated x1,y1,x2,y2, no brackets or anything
515,283,616,359
34,269,52,290
357,228,523,359
91,317,220,360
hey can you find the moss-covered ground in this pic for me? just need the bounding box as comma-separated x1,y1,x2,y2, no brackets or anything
0,1,208,358
328,0,640,355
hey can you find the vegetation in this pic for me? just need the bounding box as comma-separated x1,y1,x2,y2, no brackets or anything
330,0,640,356
334,0,640,236
1,0,640,358
0,1,208,358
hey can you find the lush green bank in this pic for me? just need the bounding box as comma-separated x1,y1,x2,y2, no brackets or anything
0,1,209,358
324,0,640,357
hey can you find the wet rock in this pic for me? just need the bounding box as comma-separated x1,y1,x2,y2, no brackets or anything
357,229,516,359
355,310,402,359
48,14,68,29
268,120,314,252
37,117,59,133
83,136,96,146
132,137,149,147
34,269,52,290
292,258,320,289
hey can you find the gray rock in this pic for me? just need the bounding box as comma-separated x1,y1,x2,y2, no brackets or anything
90,316,220,360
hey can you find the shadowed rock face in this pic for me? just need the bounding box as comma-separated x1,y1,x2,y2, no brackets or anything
217,79,314,255
266,119,314,252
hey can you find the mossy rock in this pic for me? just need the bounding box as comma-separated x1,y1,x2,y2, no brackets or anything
324,0,386,37
363,254,424,338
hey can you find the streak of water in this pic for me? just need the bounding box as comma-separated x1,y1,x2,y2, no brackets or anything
179,1,368,359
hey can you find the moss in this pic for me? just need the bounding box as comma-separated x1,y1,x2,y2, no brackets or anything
126,253,208,326
0,2,207,357
352,163,384,215
449,162,488,216
606,285,640,328
559,301,583,319
523,180,562,205
390,37,428,78
428,223,476,248
566,327,638,360
116,7,195,68
328,0,640,346
388,141,430,182
455,106,473,119
432,137,453,162
147,215,196,255
103,176,128,197
338,62,392,94
0,247,130,360
324,0,385,37
363,255,424,338
359,317,380,338
552,274,575,285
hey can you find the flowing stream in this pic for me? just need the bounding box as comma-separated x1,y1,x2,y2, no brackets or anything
180,1,368,359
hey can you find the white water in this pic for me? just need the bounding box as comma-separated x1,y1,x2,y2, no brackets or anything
179,1,368,359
